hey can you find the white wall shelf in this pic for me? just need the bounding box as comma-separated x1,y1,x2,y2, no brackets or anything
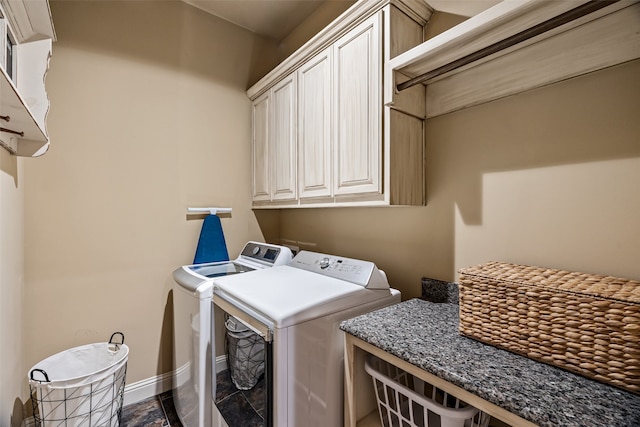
388,0,640,118
0,0,55,157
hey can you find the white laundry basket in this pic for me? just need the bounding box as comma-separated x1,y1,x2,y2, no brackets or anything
29,332,128,427
225,316,264,390
364,356,490,427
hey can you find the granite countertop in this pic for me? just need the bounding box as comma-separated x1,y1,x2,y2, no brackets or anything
340,298,640,427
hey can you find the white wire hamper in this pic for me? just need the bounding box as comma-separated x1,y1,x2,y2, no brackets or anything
364,356,491,427
225,315,265,390
28,332,129,427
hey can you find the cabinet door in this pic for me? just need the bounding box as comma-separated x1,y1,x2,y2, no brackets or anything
270,74,297,201
333,13,382,196
298,47,332,199
252,91,271,202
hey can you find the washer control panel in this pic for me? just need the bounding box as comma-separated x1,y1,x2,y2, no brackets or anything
289,251,389,289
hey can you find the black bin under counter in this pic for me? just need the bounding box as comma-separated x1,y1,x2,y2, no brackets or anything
421,277,459,304
340,298,640,427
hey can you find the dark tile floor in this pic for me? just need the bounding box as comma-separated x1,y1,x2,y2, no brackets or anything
121,391,183,427
121,369,265,427
215,369,265,427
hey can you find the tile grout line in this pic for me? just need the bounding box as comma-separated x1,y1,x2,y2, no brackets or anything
158,395,171,427
121,393,177,427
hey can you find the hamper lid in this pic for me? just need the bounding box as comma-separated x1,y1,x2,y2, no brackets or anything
458,261,640,304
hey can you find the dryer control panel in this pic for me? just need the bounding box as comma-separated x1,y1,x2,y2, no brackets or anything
289,250,389,289
239,241,293,266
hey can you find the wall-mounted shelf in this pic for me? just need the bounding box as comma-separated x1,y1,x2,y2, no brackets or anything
0,55,48,156
0,0,55,157
388,0,640,118
0,0,55,43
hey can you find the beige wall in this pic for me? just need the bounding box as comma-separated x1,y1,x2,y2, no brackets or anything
277,59,640,300
22,0,279,392
278,0,356,59
0,151,24,426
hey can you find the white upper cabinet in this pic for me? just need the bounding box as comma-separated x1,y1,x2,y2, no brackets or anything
251,92,271,201
252,73,298,203
270,74,297,201
248,0,433,208
0,0,55,157
298,47,332,200
333,14,381,198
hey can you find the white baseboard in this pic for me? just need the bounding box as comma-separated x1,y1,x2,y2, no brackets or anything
123,355,228,407
216,355,228,373
123,371,173,407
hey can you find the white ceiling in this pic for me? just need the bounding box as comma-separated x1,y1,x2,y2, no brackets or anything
182,0,502,41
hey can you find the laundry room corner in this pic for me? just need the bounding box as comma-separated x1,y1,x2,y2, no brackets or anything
252,209,283,247
20,0,279,408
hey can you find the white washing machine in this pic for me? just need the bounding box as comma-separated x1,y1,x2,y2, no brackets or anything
172,241,293,427
211,250,401,427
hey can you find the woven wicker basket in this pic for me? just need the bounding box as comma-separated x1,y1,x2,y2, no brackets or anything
458,261,640,395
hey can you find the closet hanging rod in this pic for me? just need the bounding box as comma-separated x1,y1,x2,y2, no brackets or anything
187,207,232,215
396,0,618,92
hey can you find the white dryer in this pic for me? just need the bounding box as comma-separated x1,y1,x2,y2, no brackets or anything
211,250,401,427
172,241,293,427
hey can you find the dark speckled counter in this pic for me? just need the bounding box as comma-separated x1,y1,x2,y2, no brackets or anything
340,298,640,427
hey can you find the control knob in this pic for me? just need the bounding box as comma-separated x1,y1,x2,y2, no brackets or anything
319,257,331,269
